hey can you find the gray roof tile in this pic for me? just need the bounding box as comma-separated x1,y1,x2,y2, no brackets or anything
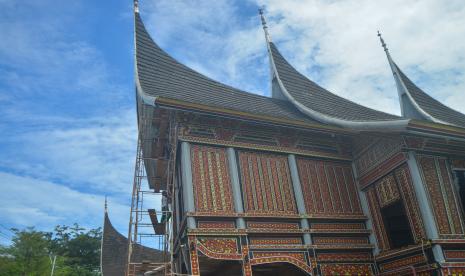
101,212,162,276
135,13,317,124
396,64,465,127
269,43,401,122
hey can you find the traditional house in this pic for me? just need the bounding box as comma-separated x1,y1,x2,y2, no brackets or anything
103,2,465,275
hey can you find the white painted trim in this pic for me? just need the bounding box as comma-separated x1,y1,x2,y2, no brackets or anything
406,152,445,263
383,50,451,126
181,142,196,229
266,42,410,131
227,148,246,229
351,163,379,255
288,154,312,245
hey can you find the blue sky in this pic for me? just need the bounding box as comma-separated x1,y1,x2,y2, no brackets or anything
1,0,465,244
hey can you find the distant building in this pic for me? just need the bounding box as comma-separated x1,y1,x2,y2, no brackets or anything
102,2,465,275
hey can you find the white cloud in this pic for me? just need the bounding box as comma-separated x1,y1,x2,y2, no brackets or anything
0,172,129,233
141,0,270,95
0,110,137,196
258,0,465,114
142,0,465,115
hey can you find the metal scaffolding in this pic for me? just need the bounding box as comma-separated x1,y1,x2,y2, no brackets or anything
126,104,176,276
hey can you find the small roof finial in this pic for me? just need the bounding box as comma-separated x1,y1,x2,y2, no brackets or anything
259,7,272,42
377,30,388,52
104,195,108,212
134,0,139,13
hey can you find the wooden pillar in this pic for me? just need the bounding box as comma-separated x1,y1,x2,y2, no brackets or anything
241,244,252,276
288,154,312,245
351,163,380,255
188,236,200,276
406,151,445,262
181,142,196,229
227,148,246,229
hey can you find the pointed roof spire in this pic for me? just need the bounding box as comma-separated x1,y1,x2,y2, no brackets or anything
377,30,388,53
134,0,139,13
377,31,464,125
259,7,272,43
104,195,108,213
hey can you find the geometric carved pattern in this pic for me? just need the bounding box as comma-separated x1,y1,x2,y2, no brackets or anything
238,151,297,215
319,263,373,275
311,223,365,230
375,174,400,207
417,155,464,237
366,164,427,250
191,145,234,213
442,267,465,275
354,135,403,177
379,254,426,272
249,237,302,246
252,252,306,263
297,158,362,215
317,252,372,262
246,221,300,230
196,237,241,260
394,165,427,243
197,221,235,229
250,252,313,274
366,188,390,251
444,250,465,260
313,237,369,245
188,236,200,276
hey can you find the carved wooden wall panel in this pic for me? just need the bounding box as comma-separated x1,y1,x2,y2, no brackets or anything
394,165,427,243
249,237,302,246
353,135,403,177
191,145,235,214
197,221,235,229
246,221,300,230
297,157,362,216
417,155,464,237
366,187,390,251
238,151,297,215
378,254,426,273
319,263,373,275
365,164,426,251
196,237,241,259
317,252,372,262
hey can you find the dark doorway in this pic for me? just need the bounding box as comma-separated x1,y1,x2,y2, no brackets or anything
455,171,465,213
252,262,309,276
198,256,242,276
381,200,414,248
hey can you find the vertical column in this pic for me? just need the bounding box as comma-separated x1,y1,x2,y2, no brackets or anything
288,154,312,245
407,151,445,262
241,244,252,276
351,163,380,255
188,236,200,276
227,148,246,229
181,142,196,229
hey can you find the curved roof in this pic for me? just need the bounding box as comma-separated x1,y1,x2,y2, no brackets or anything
100,212,162,276
268,42,402,123
134,12,318,125
395,64,465,127
135,8,413,131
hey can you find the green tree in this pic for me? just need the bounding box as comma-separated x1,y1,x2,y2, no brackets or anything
0,228,52,276
51,224,102,275
0,224,102,276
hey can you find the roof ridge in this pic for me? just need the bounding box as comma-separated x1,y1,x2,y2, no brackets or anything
264,38,408,130
395,63,465,126
378,31,465,127
270,43,399,118
135,13,278,102
135,11,320,125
